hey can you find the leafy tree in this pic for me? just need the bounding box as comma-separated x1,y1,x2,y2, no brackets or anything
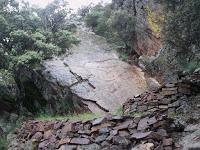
163,0,200,71
0,0,79,69
54,30,80,50
107,10,136,49
85,4,136,52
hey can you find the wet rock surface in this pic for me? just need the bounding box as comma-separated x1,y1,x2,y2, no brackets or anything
42,29,147,113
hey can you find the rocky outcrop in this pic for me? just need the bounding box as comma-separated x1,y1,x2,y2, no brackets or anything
123,73,200,150
123,74,200,117
15,28,147,114
8,114,182,150
16,65,90,115
8,74,199,150
0,72,18,113
112,0,164,56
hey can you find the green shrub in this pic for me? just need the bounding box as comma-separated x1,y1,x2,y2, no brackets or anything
85,4,136,53
16,51,42,67
0,138,7,150
36,113,102,121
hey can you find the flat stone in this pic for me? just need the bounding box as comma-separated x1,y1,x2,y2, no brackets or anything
137,117,149,131
58,138,71,146
38,140,49,149
131,143,154,150
77,143,101,150
165,83,175,88
157,129,168,137
112,136,131,146
31,132,43,141
159,98,172,105
62,122,75,133
78,130,91,135
95,134,108,143
164,146,173,150
138,105,148,112
70,138,90,145
113,120,133,131
59,145,77,150
101,141,110,147
54,122,64,130
91,122,113,133
153,121,166,128
92,118,105,126
131,131,162,141
118,130,130,137
99,127,110,134
110,130,118,136
168,101,180,108
131,132,152,140
44,130,53,139
163,138,173,146
108,115,124,121
162,88,178,96
147,116,157,125
159,105,169,109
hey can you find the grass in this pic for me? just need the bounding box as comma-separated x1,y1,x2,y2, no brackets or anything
0,138,7,150
35,113,102,121
115,106,123,115
130,112,146,118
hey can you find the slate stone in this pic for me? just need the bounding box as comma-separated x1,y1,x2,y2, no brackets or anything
31,132,43,141
59,145,77,150
92,118,105,126
163,138,173,146
112,136,131,146
95,134,108,143
70,138,90,145
77,143,101,150
131,132,152,140
99,128,110,134
114,120,133,131
137,117,149,131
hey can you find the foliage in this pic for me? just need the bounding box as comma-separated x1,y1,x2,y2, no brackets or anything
0,138,7,150
15,51,42,67
84,4,136,53
54,30,80,50
0,0,79,71
162,0,200,72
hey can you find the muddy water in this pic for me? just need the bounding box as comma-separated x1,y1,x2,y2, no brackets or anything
44,28,147,114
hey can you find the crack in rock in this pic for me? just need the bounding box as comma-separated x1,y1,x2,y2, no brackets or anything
63,62,96,89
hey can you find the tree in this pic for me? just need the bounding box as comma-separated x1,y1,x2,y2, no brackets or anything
107,9,136,50
163,0,200,71
0,0,79,69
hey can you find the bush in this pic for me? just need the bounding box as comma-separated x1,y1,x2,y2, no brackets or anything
10,30,34,54
16,51,42,67
84,4,136,53
54,30,80,50
163,0,200,71
34,41,62,58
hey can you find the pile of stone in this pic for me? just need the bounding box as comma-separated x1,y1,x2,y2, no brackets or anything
8,114,182,150
123,78,197,117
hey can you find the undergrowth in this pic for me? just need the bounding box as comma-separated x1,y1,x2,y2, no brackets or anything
36,113,102,121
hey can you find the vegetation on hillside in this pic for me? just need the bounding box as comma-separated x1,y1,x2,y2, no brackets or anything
163,0,200,72
83,4,136,55
0,0,79,71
